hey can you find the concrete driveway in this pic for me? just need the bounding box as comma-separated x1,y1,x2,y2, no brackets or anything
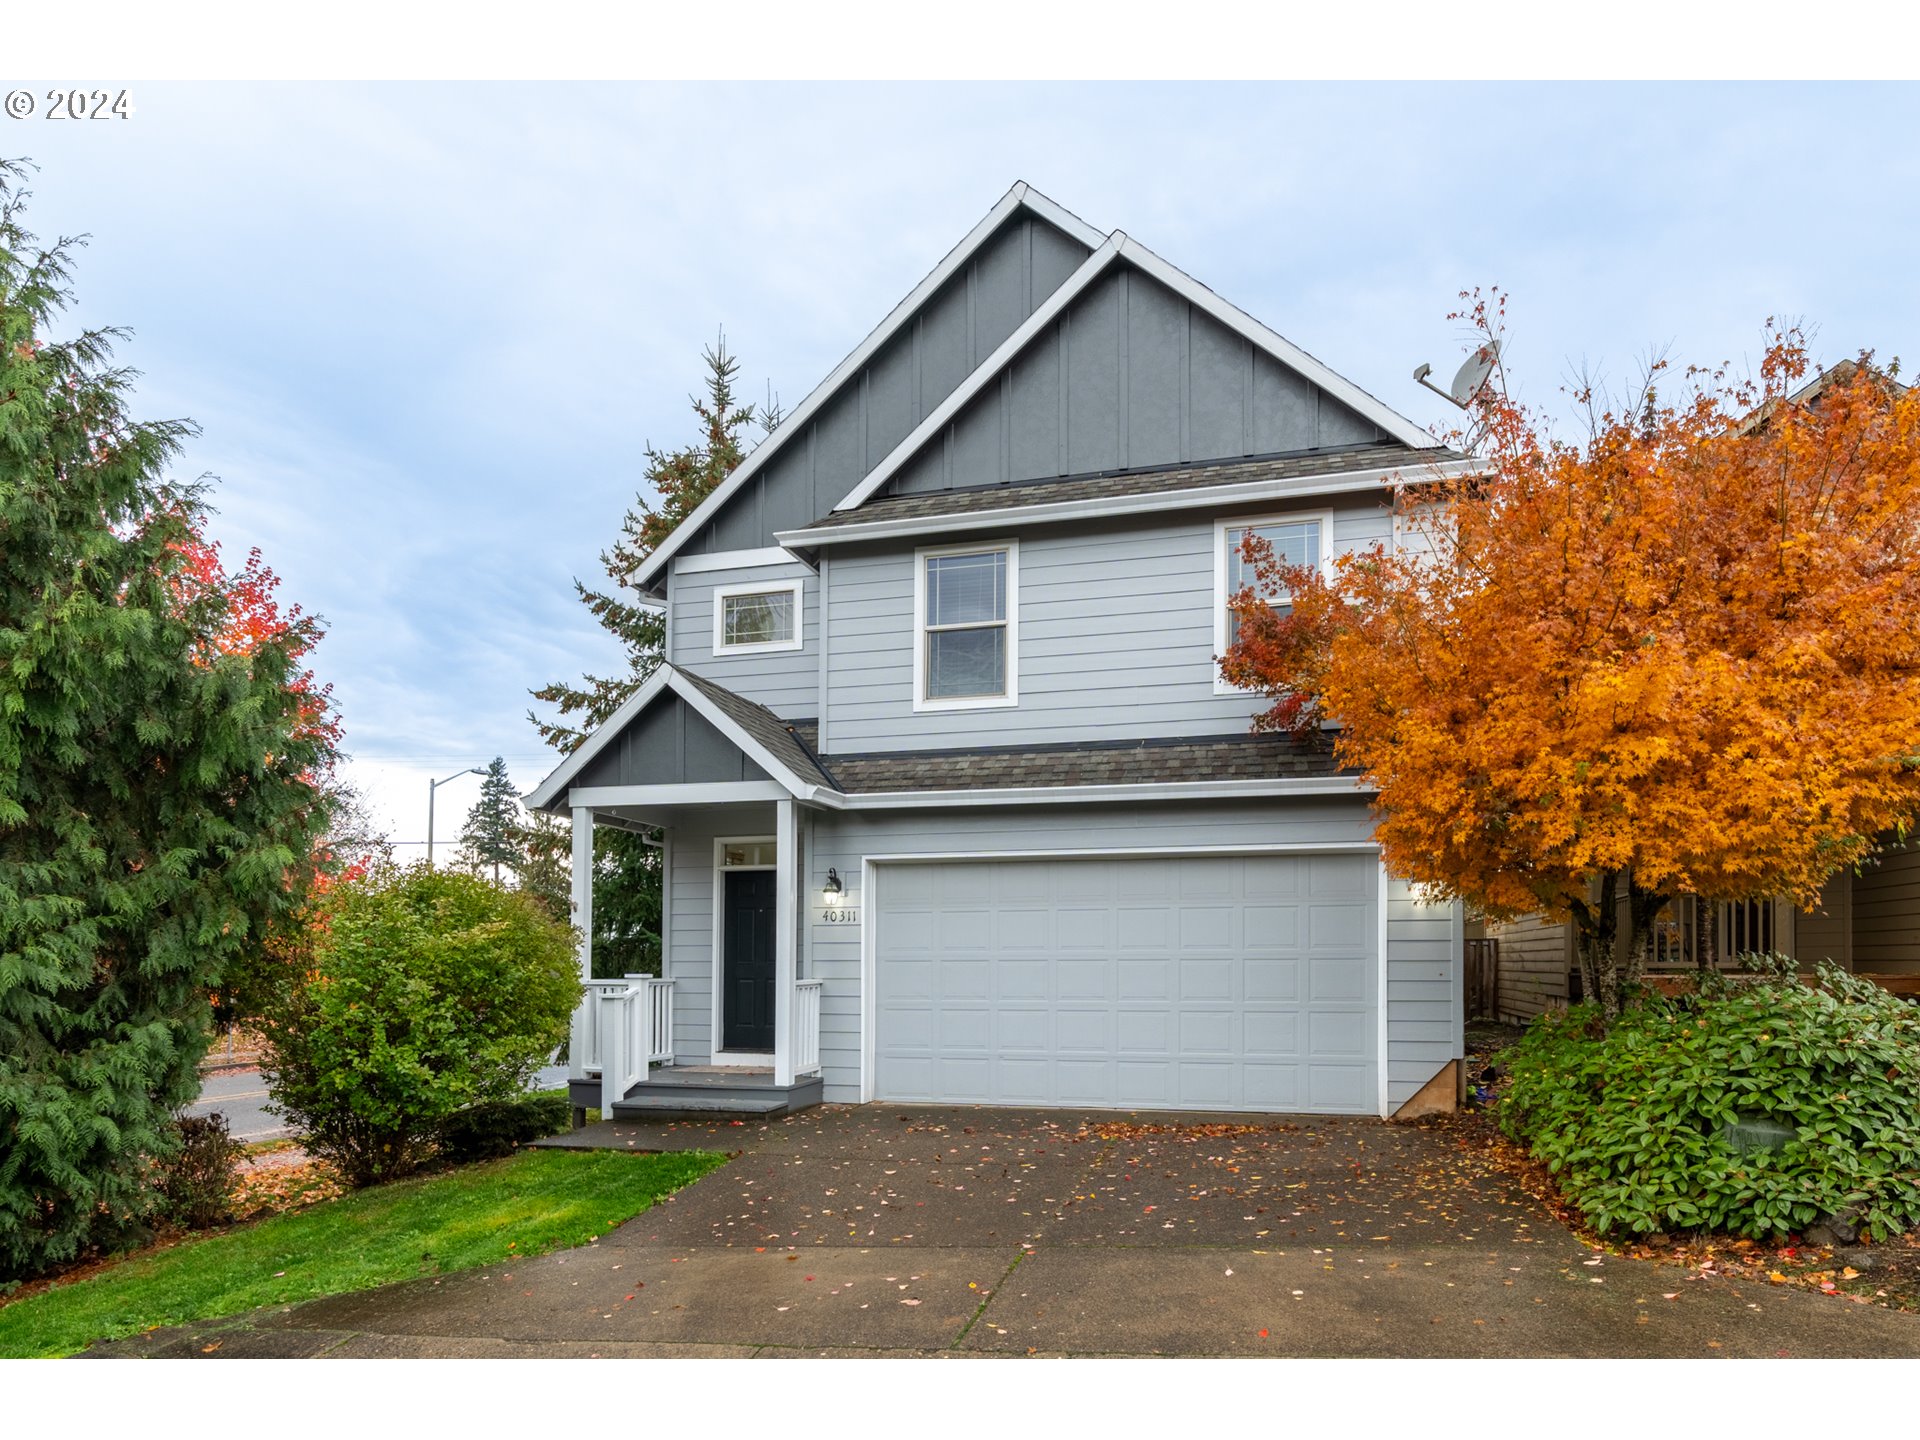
96,1105,1920,1358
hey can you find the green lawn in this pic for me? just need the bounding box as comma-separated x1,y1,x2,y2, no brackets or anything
0,1147,725,1358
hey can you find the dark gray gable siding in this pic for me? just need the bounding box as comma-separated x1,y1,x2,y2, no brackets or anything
684,214,1093,556
885,261,1386,497
573,689,774,789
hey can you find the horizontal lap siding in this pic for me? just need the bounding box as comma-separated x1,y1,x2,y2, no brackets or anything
1385,877,1461,1109
1855,842,1920,974
1489,912,1570,1022
823,502,1393,753
665,824,721,1065
668,561,819,718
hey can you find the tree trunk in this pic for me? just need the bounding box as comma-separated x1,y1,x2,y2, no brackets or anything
1569,870,1621,1020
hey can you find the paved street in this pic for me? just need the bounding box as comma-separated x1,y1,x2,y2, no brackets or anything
186,1069,288,1144
94,1104,1920,1359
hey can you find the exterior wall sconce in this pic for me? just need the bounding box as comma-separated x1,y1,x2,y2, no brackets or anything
822,867,843,906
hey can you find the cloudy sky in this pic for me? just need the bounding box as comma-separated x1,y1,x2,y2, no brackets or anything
15,81,1918,854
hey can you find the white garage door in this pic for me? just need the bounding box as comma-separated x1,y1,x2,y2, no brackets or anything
873,853,1377,1114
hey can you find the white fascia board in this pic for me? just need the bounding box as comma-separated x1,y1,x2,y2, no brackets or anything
569,781,793,808
632,183,1054,596
524,665,675,811
1115,237,1436,453
831,237,1126,513
833,776,1368,809
1018,183,1108,250
674,546,813,577
778,457,1482,549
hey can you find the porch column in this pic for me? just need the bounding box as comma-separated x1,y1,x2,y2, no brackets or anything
568,804,594,1079
774,798,797,1087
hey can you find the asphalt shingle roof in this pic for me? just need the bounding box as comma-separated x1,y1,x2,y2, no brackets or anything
789,442,1453,534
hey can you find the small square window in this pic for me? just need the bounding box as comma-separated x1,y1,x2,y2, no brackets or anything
712,579,802,654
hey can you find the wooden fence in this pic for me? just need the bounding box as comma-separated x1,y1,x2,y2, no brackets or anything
1464,938,1501,1022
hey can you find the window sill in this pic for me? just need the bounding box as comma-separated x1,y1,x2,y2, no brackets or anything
714,638,805,656
912,693,1019,713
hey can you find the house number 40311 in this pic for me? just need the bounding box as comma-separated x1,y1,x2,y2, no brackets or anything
821,906,860,925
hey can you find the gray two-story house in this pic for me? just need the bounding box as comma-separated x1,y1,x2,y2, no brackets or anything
530,183,1477,1123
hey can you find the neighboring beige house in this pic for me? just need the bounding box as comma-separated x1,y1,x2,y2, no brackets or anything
1489,839,1920,1022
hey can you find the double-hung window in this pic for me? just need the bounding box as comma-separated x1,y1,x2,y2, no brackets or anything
914,541,1017,709
712,578,803,654
1213,512,1330,691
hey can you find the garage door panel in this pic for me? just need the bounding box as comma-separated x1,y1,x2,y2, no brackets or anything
1116,1008,1172,1053
1116,907,1173,950
1309,952,1370,1002
1056,958,1110,1001
1057,907,1114,950
1242,1008,1303,1057
1244,957,1300,1002
1178,906,1235,949
1178,957,1235,1001
1309,1065,1373,1111
1178,1009,1235,1055
1308,903,1371,949
1117,957,1174,1000
1308,1008,1371,1059
937,1006,992,1049
876,854,1378,1115
1055,1007,1112,1052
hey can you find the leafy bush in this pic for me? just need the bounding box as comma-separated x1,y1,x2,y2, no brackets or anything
159,1114,243,1230
1497,963,1920,1240
261,866,579,1187
438,1092,571,1164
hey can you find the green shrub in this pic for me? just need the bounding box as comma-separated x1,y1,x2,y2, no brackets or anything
438,1092,571,1163
1497,963,1920,1241
159,1114,243,1230
261,866,579,1187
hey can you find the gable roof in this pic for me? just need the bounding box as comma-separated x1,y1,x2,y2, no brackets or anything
524,663,836,812
829,233,1438,514
627,182,1105,597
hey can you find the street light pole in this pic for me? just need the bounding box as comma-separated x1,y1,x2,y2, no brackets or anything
427,767,486,870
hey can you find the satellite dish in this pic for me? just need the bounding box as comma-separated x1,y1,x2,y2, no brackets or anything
1413,339,1502,410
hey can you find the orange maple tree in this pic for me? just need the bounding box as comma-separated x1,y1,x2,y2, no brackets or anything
1221,297,1920,1015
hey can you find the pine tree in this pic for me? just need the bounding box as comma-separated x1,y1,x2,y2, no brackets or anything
528,338,773,975
0,162,335,1278
458,756,521,882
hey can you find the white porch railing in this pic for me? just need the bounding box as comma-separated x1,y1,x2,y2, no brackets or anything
597,981,645,1112
645,976,675,1063
577,975,676,1089
795,979,824,1079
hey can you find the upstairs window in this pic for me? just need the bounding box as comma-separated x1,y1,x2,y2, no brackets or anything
1214,512,1330,691
915,542,1017,709
712,579,803,655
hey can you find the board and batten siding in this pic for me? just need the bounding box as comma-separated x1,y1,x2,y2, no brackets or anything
788,798,1460,1112
667,559,820,718
684,215,1092,556
820,500,1394,753
884,261,1385,497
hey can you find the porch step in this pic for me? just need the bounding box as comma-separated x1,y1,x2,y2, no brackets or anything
573,1069,825,1122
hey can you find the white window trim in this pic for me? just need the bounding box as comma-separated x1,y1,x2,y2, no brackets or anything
712,578,804,656
709,833,779,1065
912,538,1019,712
1212,509,1333,696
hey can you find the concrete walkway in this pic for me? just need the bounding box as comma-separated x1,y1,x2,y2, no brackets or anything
93,1105,1920,1358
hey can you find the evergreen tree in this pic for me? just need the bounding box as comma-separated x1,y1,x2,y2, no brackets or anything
529,337,773,975
0,162,334,1278
458,755,520,882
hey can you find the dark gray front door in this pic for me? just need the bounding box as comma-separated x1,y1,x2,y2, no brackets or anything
722,869,776,1052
